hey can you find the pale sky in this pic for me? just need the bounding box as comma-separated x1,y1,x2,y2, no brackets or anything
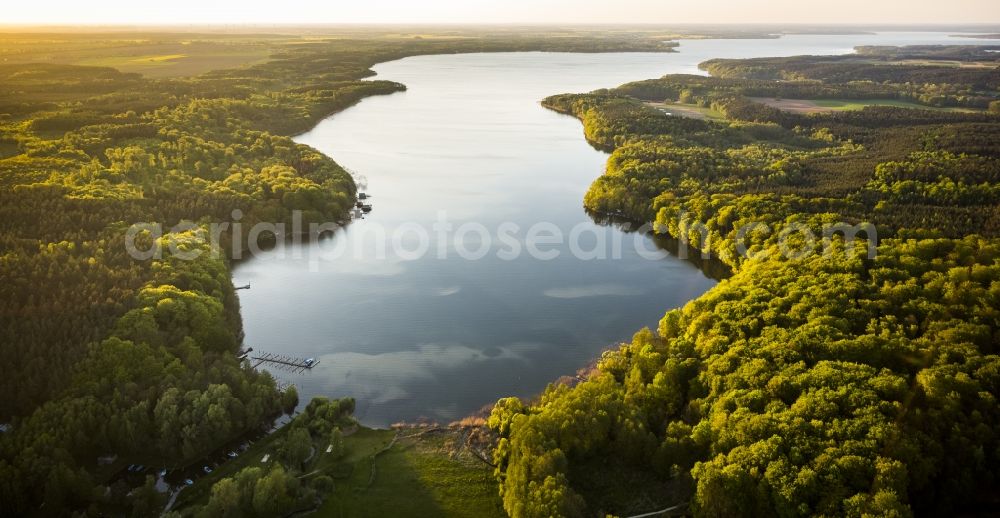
5,0,1000,25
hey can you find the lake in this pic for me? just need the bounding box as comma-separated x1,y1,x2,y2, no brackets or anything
232,32,989,426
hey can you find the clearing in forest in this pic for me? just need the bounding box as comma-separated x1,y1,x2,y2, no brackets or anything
749,97,978,113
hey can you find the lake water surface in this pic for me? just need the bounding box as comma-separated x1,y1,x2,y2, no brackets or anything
233,32,990,426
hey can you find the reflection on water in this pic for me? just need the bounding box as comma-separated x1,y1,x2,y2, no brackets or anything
232,32,987,427
586,211,734,282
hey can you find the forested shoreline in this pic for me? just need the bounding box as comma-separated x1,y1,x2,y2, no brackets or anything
0,32,678,515
490,47,1000,516
4,29,1000,517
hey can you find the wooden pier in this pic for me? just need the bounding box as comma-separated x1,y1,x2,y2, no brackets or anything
235,282,251,290
248,352,318,373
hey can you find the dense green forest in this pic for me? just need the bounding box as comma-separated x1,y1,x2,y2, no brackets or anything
490,48,1000,516
0,31,677,515
5,29,1000,517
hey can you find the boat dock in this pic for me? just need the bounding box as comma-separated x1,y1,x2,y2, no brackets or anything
248,352,319,373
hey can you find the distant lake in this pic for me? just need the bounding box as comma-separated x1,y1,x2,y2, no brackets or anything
233,32,989,426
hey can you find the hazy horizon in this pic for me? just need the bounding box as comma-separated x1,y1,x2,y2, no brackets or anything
5,0,1000,26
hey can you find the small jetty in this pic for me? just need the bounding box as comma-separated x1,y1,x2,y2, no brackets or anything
355,193,373,213
235,282,251,290
248,352,319,373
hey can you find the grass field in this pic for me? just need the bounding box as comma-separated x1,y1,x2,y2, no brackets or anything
750,97,979,114
314,428,504,518
171,425,503,517
645,101,726,120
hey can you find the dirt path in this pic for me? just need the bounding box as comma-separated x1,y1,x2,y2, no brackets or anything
365,431,401,488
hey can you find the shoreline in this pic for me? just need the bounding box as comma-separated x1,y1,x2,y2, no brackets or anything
232,42,711,428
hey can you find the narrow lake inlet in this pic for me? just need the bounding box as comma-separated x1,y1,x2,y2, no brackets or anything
232,32,985,426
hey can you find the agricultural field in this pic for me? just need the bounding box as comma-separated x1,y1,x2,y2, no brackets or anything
0,33,277,77
749,96,981,113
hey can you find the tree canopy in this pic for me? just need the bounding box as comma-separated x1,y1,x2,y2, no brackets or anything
494,47,1000,517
